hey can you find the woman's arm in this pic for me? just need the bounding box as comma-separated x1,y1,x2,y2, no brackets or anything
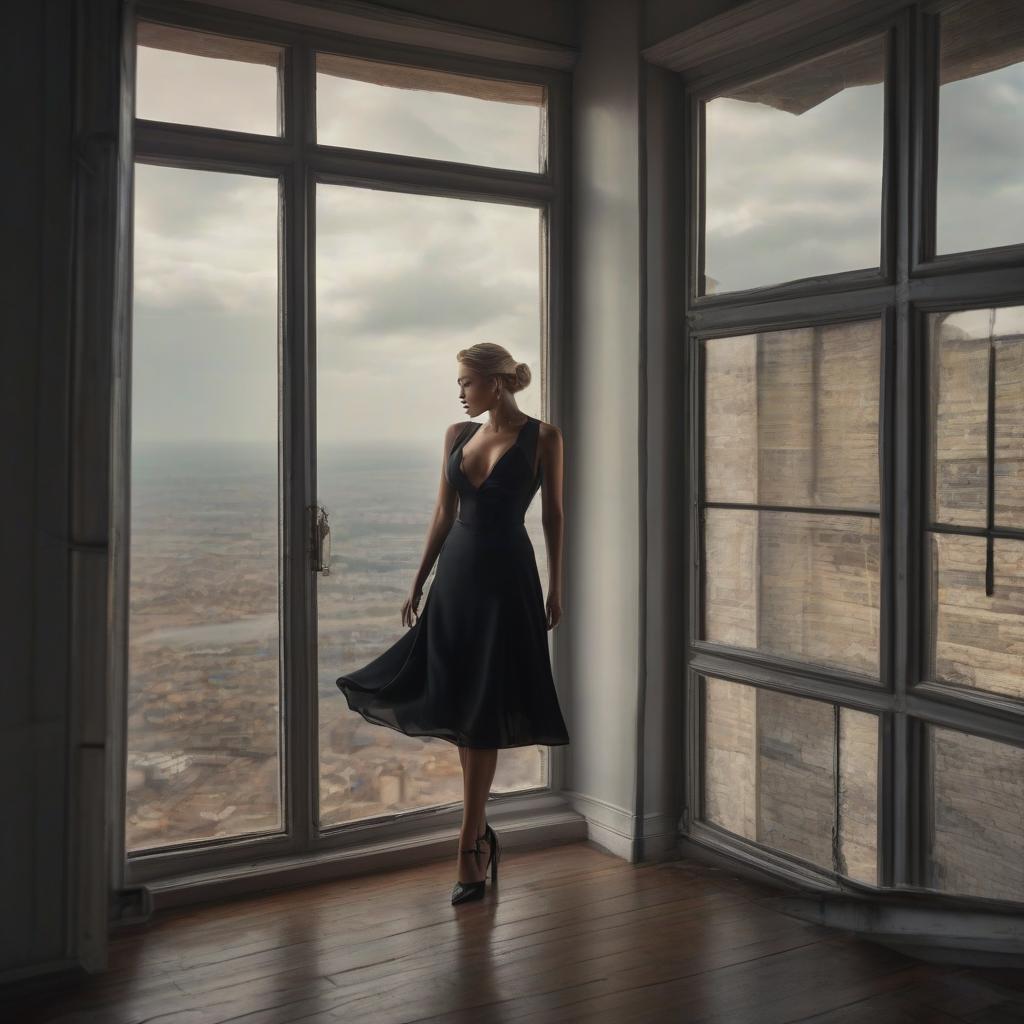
538,423,565,629
401,423,463,626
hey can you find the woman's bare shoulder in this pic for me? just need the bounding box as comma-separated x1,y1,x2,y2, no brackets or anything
443,421,467,450
535,419,563,444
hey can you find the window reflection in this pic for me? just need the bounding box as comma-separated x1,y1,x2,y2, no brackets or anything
928,305,1024,530
926,304,1024,704
931,726,1024,902
705,509,880,676
704,321,881,511
703,677,878,883
927,534,1024,702
702,321,882,677
839,707,879,886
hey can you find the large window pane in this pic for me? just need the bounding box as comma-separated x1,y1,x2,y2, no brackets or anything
757,688,834,869
926,304,1024,703
926,534,1024,701
316,53,545,172
936,1,1024,255
838,707,879,886
135,22,283,136
927,312,993,528
316,186,548,827
705,509,880,676
997,326,1024,530
704,676,757,841
702,34,885,294
702,320,881,677
704,677,878,882
930,725,1024,902
928,306,1024,528
127,165,282,852
705,321,880,511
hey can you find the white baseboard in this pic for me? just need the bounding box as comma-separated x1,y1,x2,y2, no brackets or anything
132,805,588,919
561,792,682,862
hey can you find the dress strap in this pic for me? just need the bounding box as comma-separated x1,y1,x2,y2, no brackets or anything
449,420,479,457
523,415,542,481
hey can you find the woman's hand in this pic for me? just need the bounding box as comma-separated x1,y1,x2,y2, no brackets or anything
545,590,562,630
401,586,423,628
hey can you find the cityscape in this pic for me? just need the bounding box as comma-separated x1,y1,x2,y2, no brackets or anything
126,438,552,852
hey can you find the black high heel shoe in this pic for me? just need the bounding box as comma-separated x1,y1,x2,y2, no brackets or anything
450,823,499,905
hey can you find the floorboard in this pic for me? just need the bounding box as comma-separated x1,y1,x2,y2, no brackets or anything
6,842,1023,1024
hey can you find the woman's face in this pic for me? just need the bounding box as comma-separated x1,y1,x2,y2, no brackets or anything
457,364,489,417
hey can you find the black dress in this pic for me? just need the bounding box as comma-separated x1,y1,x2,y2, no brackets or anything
335,414,570,750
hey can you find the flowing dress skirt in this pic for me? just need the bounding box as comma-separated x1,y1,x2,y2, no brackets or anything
336,519,570,749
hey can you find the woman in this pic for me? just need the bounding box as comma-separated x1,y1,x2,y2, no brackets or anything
336,342,570,905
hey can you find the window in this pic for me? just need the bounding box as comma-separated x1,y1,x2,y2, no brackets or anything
700,34,886,295
125,13,567,876
702,320,882,678
925,305,1024,703
135,22,283,136
315,53,546,171
686,6,1024,906
703,676,878,885
128,164,281,851
934,0,1024,255
929,725,1024,901
314,186,548,826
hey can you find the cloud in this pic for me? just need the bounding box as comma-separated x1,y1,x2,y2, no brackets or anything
136,44,280,136
936,64,1024,253
316,73,540,171
705,81,885,291
133,165,277,313
132,125,541,445
705,54,1024,291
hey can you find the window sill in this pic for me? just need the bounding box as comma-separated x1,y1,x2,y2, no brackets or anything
113,792,587,924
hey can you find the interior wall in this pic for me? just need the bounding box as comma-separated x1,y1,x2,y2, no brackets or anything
643,0,752,48
640,59,689,858
1,0,76,984
564,0,755,862
366,0,579,46
563,0,644,857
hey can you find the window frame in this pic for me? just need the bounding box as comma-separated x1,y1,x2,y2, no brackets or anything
912,5,1024,275
695,312,894,691
914,296,1024,720
679,1,1024,909
691,23,898,305
120,0,572,889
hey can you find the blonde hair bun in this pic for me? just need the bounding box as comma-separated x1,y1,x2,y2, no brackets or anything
456,343,532,394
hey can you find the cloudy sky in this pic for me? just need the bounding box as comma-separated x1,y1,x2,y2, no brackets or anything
131,30,1023,446
132,164,541,447
705,78,885,293
936,62,1024,254
705,48,1023,293
132,43,542,448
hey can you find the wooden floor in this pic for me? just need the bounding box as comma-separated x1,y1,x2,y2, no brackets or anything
9,841,1024,1023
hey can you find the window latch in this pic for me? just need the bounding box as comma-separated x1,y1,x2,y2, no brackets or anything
309,504,331,575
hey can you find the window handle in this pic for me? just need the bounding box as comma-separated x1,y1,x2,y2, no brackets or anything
310,504,331,575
